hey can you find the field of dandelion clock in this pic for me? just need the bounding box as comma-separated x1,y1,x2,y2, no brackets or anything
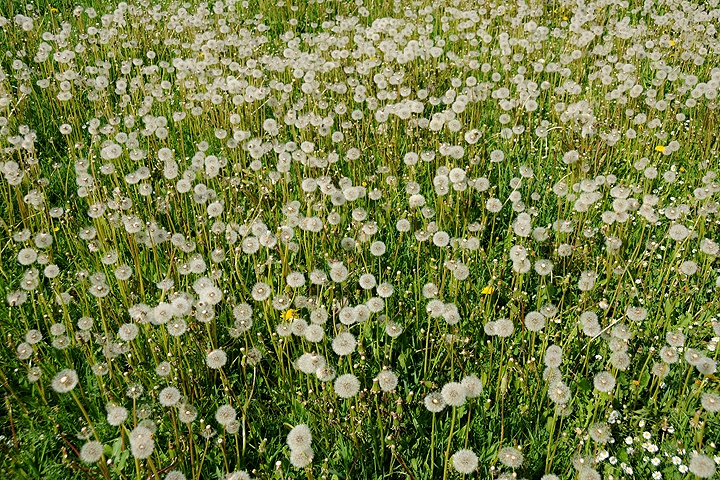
1,0,720,478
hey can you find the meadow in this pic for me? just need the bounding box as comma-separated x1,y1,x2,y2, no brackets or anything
0,0,719,478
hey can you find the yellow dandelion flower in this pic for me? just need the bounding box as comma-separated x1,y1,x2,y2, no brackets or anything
282,309,298,321
481,286,495,295
50,7,58,13
655,145,665,152
669,40,675,46
562,16,568,20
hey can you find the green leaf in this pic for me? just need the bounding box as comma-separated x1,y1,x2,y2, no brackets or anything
117,450,130,470
639,371,651,389
664,298,675,317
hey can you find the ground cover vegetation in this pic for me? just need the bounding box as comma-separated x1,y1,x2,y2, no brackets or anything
0,0,719,478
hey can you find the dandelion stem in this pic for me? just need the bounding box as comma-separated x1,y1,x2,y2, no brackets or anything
442,406,457,480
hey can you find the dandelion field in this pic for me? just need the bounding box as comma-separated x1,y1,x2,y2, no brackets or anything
1,0,719,478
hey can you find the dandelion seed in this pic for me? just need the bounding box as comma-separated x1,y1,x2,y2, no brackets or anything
544,345,563,368
486,197,503,213
316,365,336,382
159,386,181,407
165,471,186,480
359,273,376,290
563,150,579,164
548,381,571,404
215,404,237,426
287,424,312,451
167,318,187,337
442,303,461,325
452,449,478,474
525,311,546,332
432,231,450,247
386,321,403,338
376,282,394,298
178,403,198,424
129,426,154,459
91,363,109,377
490,149,505,163
679,260,698,276
589,422,611,444
611,323,632,341
332,332,356,356
498,446,524,468
626,306,647,322
51,369,78,393
286,272,306,288
334,373,360,398
16,342,32,360
126,383,144,399
206,349,227,369
155,361,171,377
610,351,631,370
441,382,466,407
593,371,616,393
578,467,601,480
251,282,271,301
689,454,716,478
330,263,349,283
273,295,292,311
696,358,717,375
668,223,689,241
362,296,382,314
17,248,38,265
376,370,398,392
80,441,103,463
290,447,314,468
495,318,514,337
107,405,128,426
422,283,439,298
685,348,705,366
226,472,252,480
461,375,483,397
370,241,386,256
301,324,323,342
118,323,139,342
424,392,446,413
52,336,70,350
700,393,720,413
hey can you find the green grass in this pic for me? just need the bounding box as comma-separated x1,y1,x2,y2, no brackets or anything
1,0,719,479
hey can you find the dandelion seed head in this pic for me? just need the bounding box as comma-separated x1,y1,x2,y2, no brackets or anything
452,449,478,474
215,404,237,426
52,368,78,393
332,332,356,356
80,441,103,463
441,382,466,407
159,386,181,407
334,373,360,399
594,371,616,393
498,446,524,468
689,454,716,478
287,424,312,451
106,405,128,426
206,349,227,369
424,392,446,413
